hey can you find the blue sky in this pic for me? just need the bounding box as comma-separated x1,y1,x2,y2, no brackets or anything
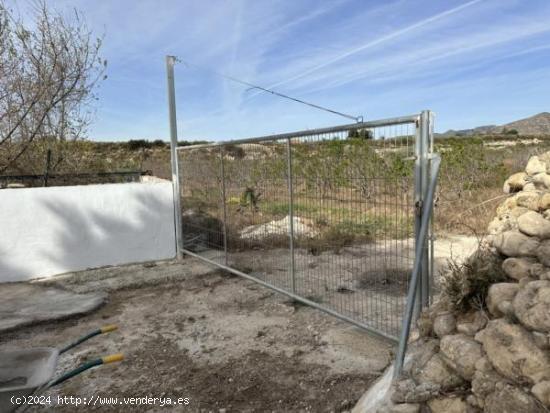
12,0,550,141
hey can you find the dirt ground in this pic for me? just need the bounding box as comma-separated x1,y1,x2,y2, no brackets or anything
0,259,394,412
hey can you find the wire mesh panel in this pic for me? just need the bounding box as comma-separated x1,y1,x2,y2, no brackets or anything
178,116,425,340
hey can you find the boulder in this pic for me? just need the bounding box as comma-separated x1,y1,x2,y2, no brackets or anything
526,156,547,176
532,331,550,350
532,380,550,408
503,172,527,193
496,196,519,216
388,403,420,413
516,191,542,211
487,215,517,235
486,283,519,317
403,339,440,377
502,257,540,281
523,182,537,191
439,334,484,380
491,230,540,257
485,384,545,413
513,280,550,332
427,396,472,413
475,319,550,384
540,193,550,211
517,211,550,239
413,353,464,391
532,172,550,190
537,240,550,267
433,312,456,338
456,311,487,336
391,379,439,404
471,356,506,406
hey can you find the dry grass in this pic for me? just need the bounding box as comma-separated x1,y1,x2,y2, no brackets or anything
440,244,507,311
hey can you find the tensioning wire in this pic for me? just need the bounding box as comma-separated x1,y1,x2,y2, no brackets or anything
175,57,363,123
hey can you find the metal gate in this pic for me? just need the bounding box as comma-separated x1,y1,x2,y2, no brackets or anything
166,57,435,347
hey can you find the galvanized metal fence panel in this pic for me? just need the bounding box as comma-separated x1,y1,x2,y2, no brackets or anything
175,114,432,341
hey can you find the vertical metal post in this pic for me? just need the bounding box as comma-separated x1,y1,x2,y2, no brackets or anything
419,110,431,309
286,138,296,293
166,55,184,260
220,147,229,266
428,112,435,305
413,117,423,320
394,155,441,379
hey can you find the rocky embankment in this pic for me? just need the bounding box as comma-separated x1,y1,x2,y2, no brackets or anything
358,152,550,413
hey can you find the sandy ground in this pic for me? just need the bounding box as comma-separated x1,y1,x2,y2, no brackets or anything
0,235,477,412
1,258,393,412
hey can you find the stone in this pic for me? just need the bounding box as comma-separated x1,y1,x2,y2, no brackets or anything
391,379,439,404
0,284,107,334
492,230,540,257
486,283,519,317
503,172,527,193
439,334,484,380
513,280,550,333
416,313,433,338
510,206,531,218
532,381,550,407
413,353,464,391
496,196,518,216
466,395,481,409
540,193,550,211
516,191,542,211
456,311,487,336
475,319,550,384
388,403,420,413
532,172,550,190
518,211,550,239
427,396,471,413
540,151,550,168
487,215,517,235
502,257,540,281
532,331,550,350
530,263,547,279
433,312,456,338
471,356,506,405
523,182,537,191
526,156,547,176
537,240,550,267
403,339,440,377
485,384,545,413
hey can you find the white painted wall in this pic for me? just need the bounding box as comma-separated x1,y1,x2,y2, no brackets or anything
0,183,176,282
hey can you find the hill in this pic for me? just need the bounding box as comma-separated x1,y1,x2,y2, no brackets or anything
439,112,550,137
492,112,550,135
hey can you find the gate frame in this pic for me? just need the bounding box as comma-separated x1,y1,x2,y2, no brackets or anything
165,56,436,372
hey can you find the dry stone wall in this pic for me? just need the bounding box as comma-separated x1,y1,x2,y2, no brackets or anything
388,152,550,413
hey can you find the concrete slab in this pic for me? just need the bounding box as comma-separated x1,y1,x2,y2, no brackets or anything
34,258,219,294
0,284,106,334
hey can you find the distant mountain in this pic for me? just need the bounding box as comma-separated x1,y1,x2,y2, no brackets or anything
438,112,550,137
438,125,496,137
492,112,550,135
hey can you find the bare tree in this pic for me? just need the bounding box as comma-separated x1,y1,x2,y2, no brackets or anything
0,0,106,173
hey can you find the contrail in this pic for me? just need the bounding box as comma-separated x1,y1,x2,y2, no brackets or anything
262,0,485,91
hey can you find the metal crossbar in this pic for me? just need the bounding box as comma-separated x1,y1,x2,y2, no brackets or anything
165,55,436,358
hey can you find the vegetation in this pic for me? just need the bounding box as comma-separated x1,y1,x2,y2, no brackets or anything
0,0,106,174
441,245,507,311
